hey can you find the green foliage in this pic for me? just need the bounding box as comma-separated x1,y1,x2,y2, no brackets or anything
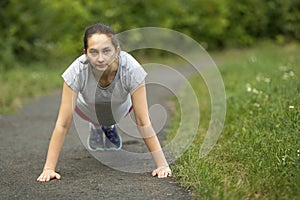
1,0,300,70
225,0,300,46
167,43,300,199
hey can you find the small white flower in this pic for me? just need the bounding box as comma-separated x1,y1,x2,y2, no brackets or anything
289,71,295,77
254,103,260,107
264,78,271,83
297,150,300,153
256,75,261,82
252,88,259,94
246,84,252,92
282,73,289,80
289,105,294,109
282,156,285,161
264,95,269,102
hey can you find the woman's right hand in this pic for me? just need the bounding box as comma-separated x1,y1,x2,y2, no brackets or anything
36,169,61,182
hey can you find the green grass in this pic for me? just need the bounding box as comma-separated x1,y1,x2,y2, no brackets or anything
167,42,300,199
0,63,64,114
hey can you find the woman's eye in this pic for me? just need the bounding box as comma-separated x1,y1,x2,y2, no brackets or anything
103,49,111,54
89,50,98,56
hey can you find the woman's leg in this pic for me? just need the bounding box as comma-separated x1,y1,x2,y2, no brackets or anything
75,106,99,126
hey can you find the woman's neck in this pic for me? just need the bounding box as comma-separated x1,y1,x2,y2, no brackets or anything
92,60,118,87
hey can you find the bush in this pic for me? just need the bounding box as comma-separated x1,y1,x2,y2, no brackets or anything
1,0,300,70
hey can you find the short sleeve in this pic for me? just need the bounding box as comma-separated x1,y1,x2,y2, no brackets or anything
121,52,147,92
61,55,87,93
128,66,147,92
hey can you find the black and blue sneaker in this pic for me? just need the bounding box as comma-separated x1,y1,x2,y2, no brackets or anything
87,123,105,151
101,125,122,150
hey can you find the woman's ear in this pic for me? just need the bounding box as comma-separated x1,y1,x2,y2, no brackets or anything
116,46,120,56
83,49,87,54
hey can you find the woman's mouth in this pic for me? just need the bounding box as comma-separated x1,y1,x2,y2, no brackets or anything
95,64,107,68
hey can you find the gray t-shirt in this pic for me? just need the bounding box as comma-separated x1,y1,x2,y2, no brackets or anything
62,51,147,126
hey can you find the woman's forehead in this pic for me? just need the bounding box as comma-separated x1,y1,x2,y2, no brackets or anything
88,33,113,49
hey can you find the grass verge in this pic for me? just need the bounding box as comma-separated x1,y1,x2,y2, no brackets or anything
0,63,65,114
167,42,300,199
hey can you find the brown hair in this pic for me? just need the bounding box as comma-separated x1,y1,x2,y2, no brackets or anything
83,23,119,50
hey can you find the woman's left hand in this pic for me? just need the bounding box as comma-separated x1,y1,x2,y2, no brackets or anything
152,166,172,178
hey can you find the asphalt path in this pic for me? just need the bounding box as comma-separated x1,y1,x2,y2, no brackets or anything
0,64,196,200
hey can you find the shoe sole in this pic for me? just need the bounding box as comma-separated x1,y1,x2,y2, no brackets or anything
105,134,122,151
87,135,122,151
87,134,105,151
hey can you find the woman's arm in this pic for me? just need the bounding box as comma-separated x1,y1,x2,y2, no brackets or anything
37,82,78,182
131,81,172,178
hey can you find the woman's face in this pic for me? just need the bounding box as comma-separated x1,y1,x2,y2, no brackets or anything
86,33,119,72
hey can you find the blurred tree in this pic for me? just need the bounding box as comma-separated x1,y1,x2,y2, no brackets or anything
266,0,300,43
39,0,91,56
172,0,229,48
1,0,44,69
224,0,269,46
1,0,299,70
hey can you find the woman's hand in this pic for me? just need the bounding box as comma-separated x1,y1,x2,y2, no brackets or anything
36,169,61,182
152,166,172,178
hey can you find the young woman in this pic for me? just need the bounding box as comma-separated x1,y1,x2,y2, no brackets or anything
37,23,172,182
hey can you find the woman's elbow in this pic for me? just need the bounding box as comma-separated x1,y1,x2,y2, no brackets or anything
55,118,72,131
135,116,151,127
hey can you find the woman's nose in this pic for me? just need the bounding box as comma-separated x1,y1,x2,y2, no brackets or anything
97,53,105,62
